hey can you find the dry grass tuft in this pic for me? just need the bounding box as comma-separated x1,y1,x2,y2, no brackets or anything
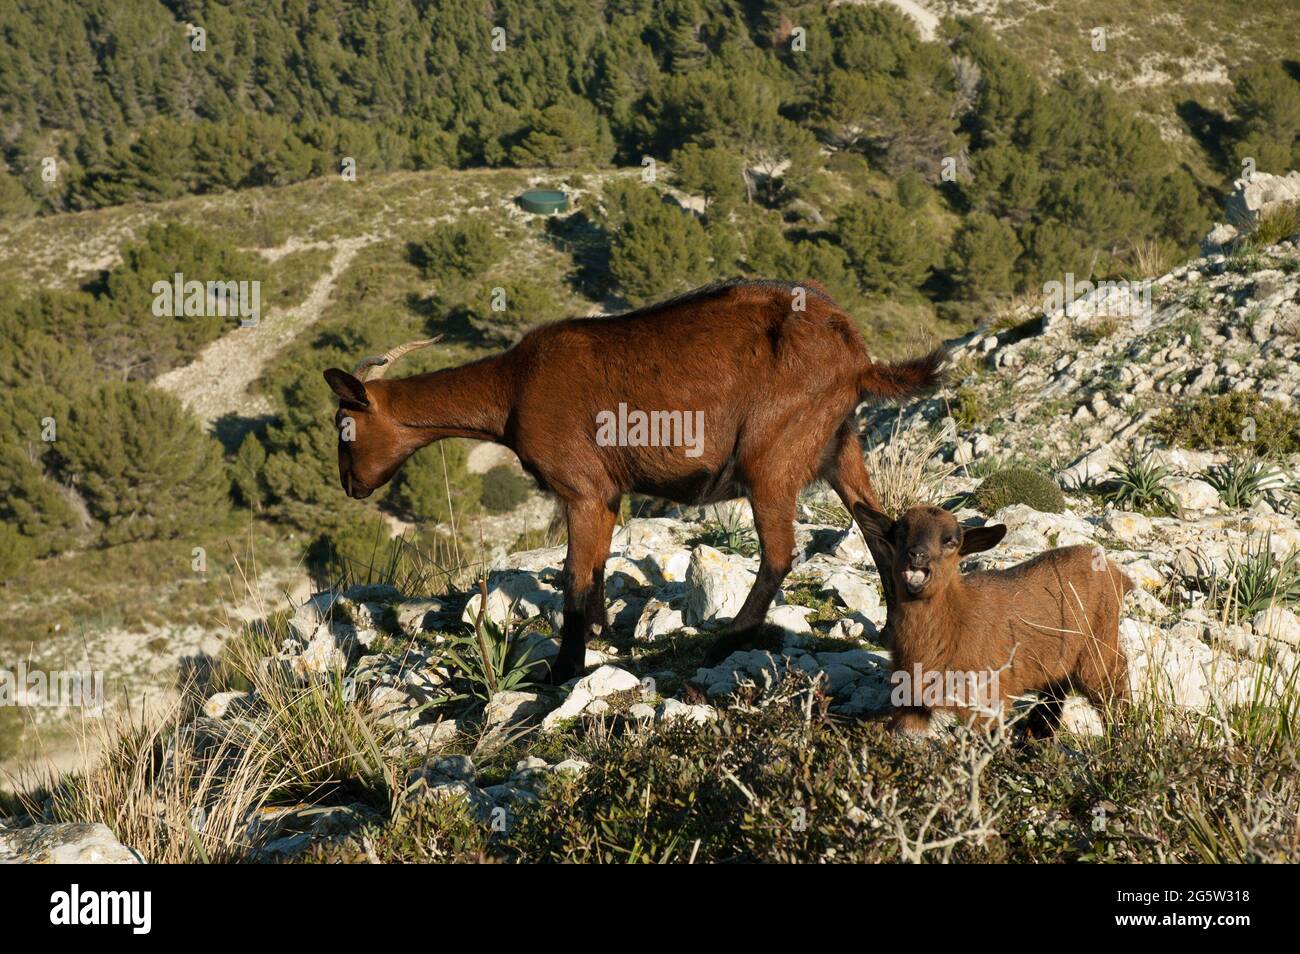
864,415,958,516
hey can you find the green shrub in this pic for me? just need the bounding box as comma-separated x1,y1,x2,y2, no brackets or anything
1149,392,1300,457
970,467,1065,515
305,513,398,586
833,196,940,293
0,168,37,217
411,220,505,281
1227,62,1300,177
508,103,615,168
671,144,744,217
51,382,229,544
947,213,1022,300
895,170,930,211
338,673,1300,863
471,279,562,343
605,183,712,305
0,444,84,556
0,524,36,580
951,385,989,429
480,464,533,513
98,223,269,379
230,432,268,512
962,145,1043,222
741,221,856,304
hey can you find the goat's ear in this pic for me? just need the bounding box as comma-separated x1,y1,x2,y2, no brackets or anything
852,503,895,546
324,368,369,407
959,523,1006,556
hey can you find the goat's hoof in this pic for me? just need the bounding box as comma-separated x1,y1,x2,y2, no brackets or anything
703,636,747,667
704,623,787,666
547,657,580,686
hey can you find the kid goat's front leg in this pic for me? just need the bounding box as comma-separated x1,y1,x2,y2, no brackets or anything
552,497,616,684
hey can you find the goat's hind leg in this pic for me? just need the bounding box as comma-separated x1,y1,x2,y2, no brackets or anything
821,421,897,645
1075,641,1130,727
1020,690,1066,742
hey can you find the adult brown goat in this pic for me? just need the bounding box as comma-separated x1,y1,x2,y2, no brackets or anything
324,279,944,683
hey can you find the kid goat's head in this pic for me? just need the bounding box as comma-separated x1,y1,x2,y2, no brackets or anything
323,338,438,499
852,504,1007,599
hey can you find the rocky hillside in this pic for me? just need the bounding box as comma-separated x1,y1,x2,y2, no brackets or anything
4,183,1299,864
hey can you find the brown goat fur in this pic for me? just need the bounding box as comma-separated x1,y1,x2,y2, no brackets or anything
324,279,945,682
853,504,1132,737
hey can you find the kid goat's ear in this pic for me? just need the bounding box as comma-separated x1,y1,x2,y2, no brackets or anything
959,523,1007,556
852,503,895,546
324,368,369,407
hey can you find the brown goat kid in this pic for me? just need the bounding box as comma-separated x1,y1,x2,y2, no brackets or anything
853,504,1131,737
324,279,944,683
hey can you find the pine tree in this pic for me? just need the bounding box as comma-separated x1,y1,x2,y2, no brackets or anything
411,220,505,281
231,432,268,513
947,213,1023,299
509,104,615,168
1229,62,1300,173
606,184,712,304
834,197,940,293
52,383,229,545
0,523,36,580
670,143,743,217
389,439,481,524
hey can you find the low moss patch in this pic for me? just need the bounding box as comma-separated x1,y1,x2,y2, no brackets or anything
950,384,990,429
969,467,1065,515
781,576,843,625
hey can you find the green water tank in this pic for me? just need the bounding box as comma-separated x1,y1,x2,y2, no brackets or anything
518,188,568,215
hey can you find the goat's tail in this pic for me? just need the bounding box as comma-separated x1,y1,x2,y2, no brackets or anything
859,345,950,402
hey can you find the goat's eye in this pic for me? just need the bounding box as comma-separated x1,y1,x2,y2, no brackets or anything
943,537,957,548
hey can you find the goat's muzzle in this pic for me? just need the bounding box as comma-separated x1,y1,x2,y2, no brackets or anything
901,564,931,595
344,472,373,499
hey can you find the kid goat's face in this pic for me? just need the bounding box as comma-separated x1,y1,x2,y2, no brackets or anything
853,504,1007,599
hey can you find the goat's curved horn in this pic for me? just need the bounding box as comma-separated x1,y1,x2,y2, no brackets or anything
352,336,441,382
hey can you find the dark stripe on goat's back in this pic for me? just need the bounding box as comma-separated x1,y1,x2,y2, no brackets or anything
510,278,845,355
610,278,839,322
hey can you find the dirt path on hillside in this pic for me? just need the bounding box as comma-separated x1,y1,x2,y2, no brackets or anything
153,234,379,427
842,0,938,41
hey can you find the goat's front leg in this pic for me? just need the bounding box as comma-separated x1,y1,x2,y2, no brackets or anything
703,490,795,665
551,498,616,685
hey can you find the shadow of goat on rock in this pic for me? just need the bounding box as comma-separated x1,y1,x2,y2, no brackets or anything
324,279,945,683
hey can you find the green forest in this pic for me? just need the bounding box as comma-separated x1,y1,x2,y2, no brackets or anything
2,0,1300,584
